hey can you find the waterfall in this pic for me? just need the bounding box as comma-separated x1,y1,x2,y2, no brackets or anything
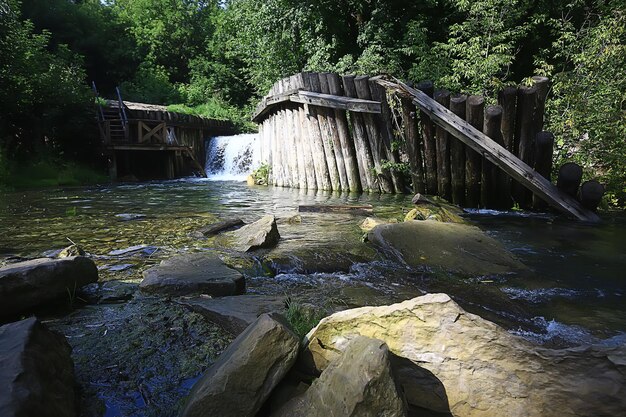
205,134,260,180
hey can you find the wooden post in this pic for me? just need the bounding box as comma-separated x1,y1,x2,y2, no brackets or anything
401,91,425,194
303,72,332,190
498,86,517,153
449,94,467,206
291,73,309,190
482,105,505,209
342,75,378,192
513,85,537,208
557,162,583,198
328,73,361,192
579,180,604,212
532,76,549,133
465,95,484,208
532,131,555,210
319,73,348,191
417,81,437,194
308,72,341,191
108,151,118,181
434,89,451,201
369,76,406,193
354,75,394,193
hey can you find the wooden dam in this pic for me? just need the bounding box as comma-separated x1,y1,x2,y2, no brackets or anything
95,88,236,181
253,72,602,222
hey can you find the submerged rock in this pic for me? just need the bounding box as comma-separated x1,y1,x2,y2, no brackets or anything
190,218,245,239
218,215,280,252
180,313,299,417
273,336,407,417
140,252,245,297
368,220,526,276
58,244,86,258
300,294,626,417
359,217,398,232
180,295,286,336
0,256,98,320
0,317,76,417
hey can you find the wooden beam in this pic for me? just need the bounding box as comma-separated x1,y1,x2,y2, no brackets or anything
377,78,600,222
291,91,381,114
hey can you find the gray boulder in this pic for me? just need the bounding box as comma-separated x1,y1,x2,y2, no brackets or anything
219,215,280,252
273,336,407,417
300,294,626,417
0,317,76,417
180,313,299,417
140,252,245,297
0,256,98,320
190,218,245,238
180,295,285,336
368,220,526,276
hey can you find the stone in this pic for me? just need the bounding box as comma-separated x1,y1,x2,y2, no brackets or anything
180,295,286,336
359,217,398,232
0,317,76,417
80,280,138,304
404,206,465,223
411,193,441,206
140,252,245,297
273,336,407,417
58,244,85,258
368,220,526,276
218,215,280,252
180,313,300,417
190,218,244,238
300,294,626,417
0,256,98,321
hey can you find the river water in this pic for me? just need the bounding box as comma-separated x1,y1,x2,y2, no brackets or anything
1,178,625,347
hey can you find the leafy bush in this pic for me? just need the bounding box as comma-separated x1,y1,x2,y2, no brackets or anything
167,97,257,133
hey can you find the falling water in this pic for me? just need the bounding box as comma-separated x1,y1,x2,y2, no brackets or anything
205,134,260,180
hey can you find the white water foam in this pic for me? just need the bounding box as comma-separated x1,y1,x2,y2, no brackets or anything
205,134,260,181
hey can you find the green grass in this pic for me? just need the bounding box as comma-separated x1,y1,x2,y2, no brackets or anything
1,159,109,190
167,97,257,133
284,298,327,339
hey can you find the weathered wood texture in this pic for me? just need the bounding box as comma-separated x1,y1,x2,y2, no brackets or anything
532,131,555,210
449,94,467,206
513,86,538,208
434,90,451,201
465,95,484,208
482,105,506,209
377,78,599,222
401,90,425,194
417,81,438,194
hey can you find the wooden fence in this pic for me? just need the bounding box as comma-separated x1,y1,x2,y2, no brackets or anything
253,72,600,222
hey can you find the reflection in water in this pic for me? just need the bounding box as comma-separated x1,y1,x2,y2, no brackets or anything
1,179,625,345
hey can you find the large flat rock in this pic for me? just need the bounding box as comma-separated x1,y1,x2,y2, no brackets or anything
0,256,98,320
140,253,245,297
0,317,76,417
300,294,626,417
368,220,526,276
180,295,286,336
273,336,406,417
218,215,280,252
180,313,299,417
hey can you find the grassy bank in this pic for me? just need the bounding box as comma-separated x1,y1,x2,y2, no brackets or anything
167,97,257,133
0,156,109,191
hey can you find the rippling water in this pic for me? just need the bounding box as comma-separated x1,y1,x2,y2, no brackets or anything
1,179,625,347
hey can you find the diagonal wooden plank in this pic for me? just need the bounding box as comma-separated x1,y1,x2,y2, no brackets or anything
377,78,600,222
291,91,381,114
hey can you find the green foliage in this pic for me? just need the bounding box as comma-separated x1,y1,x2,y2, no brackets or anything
120,62,182,105
540,6,626,206
3,158,108,190
284,298,326,339
251,162,271,186
167,98,257,133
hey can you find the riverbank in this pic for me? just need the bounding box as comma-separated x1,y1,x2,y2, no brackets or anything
0,158,109,191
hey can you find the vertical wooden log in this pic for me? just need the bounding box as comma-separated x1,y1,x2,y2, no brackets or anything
579,180,604,212
291,73,309,190
369,76,406,193
532,76,549,133
449,94,467,206
308,72,340,191
274,80,285,187
532,131,555,210
557,162,583,198
328,73,361,192
498,86,517,153
297,104,316,190
319,73,348,191
434,89,451,201
354,75,394,193
342,75,377,192
303,72,331,190
465,95,484,208
417,81,437,194
482,105,507,209
513,85,538,208
401,92,425,194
